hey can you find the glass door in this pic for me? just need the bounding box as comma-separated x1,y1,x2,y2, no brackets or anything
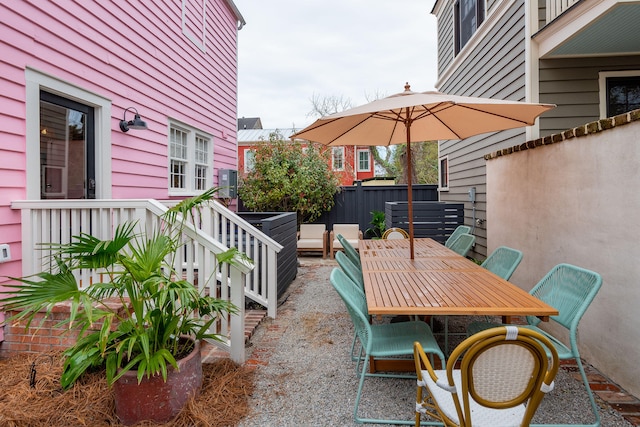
39,92,95,199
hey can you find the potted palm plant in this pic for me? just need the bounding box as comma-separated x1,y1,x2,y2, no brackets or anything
1,188,250,425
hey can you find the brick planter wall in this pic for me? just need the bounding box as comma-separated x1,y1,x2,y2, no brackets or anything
0,298,127,357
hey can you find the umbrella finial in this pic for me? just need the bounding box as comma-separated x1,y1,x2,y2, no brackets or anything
404,82,411,92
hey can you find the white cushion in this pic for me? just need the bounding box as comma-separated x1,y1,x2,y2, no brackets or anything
333,224,360,239
297,238,325,250
421,370,525,427
299,224,326,239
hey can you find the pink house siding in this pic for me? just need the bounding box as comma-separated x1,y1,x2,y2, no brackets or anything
0,0,245,304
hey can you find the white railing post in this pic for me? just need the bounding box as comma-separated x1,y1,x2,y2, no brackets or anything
229,266,245,363
266,248,278,319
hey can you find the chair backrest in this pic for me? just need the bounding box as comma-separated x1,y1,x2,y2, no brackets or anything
448,233,475,257
335,251,364,290
526,263,602,333
382,227,409,240
434,326,558,426
333,224,360,240
299,224,326,239
481,246,523,280
329,268,372,349
337,234,361,267
445,225,471,248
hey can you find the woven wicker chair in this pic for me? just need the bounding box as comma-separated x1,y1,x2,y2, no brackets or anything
382,227,409,239
330,268,445,425
414,326,559,427
444,225,471,248
467,263,603,426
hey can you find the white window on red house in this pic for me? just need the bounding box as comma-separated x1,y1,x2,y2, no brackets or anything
244,149,256,173
332,147,345,171
357,149,370,172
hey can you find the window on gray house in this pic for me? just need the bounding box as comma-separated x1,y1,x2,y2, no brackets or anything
607,77,640,116
439,157,449,190
455,0,485,54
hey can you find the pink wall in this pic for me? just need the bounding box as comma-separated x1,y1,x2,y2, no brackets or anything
0,0,243,286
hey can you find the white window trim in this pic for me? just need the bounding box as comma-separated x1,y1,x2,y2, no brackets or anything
332,147,345,171
439,155,450,191
244,149,256,173
25,67,112,199
182,0,207,53
356,149,371,172
598,70,640,119
168,119,214,196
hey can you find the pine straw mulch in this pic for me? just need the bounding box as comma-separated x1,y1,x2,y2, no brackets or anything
0,351,255,427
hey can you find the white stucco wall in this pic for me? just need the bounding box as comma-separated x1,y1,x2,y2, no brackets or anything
486,117,640,397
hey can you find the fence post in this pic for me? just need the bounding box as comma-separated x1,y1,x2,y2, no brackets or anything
355,181,365,231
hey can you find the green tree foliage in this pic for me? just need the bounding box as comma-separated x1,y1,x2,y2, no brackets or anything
239,132,341,223
392,141,439,184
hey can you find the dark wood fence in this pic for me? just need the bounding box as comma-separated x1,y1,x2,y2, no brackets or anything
238,212,297,297
311,182,439,233
385,201,464,244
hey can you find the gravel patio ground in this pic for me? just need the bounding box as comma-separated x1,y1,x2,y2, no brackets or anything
238,257,638,426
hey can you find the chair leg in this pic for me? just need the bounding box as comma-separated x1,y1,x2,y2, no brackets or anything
351,354,445,425
575,356,601,427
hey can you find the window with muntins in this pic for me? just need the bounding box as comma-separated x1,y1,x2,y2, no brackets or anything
455,0,484,54
169,122,212,194
607,77,640,116
357,149,370,172
332,147,345,171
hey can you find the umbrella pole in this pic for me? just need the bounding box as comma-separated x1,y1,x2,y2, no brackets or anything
406,117,415,260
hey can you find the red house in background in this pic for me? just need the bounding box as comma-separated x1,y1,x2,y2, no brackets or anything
237,126,374,186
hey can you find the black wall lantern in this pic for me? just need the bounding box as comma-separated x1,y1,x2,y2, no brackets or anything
119,107,148,132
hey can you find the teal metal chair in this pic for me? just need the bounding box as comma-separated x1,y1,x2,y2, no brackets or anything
467,263,603,427
335,251,367,361
330,268,445,425
444,225,471,248
335,250,364,291
481,246,523,280
448,233,475,257
337,233,361,268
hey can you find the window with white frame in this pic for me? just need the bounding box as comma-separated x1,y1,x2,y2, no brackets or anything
244,149,256,173
599,71,640,118
607,77,640,116
439,156,449,190
357,149,370,172
169,121,212,194
332,147,345,171
455,0,484,54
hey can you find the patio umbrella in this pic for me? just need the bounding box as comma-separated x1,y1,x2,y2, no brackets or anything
291,83,555,258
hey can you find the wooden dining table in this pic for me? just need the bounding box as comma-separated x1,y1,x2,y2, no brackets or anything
358,237,558,371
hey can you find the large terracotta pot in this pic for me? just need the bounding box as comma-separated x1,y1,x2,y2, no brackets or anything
113,339,203,425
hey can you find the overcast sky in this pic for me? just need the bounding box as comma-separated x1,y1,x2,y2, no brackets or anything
233,0,439,130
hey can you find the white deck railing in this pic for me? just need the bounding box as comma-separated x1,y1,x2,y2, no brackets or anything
161,199,283,319
11,198,259,364
546,0,580,23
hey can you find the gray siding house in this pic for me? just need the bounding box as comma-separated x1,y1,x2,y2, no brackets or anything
431,0,640,258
